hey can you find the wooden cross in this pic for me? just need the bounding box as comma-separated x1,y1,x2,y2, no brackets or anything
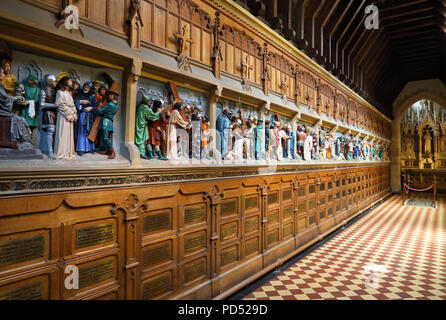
241,54,253,83
261,43,271,95
174,24,193,61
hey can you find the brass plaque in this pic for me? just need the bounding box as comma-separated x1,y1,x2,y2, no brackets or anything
78,258,115,290
221,199,237,216
283,224,292,238
76,223,114,249
267,229,279,245
143,272,172,300
298,217,306,230
309,185,316,194
297,202,306,213
184,258,206,283
143,241,171,267
298,187,306,197
221,246,237,267
244,238,258,256
244,217,258,234
0,280,44,300
143,211,171,234
221,222,237,241
184,204,206,224
309,214,316,225
268,210,279,224
268,192,278,205
309,200,316,210
0,235,45,268
244,196,258,210
184,231,206,253
283,206,293,220
282,190,292,201
320,210,326,220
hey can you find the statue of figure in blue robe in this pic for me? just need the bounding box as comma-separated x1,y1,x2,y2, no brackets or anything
75,82,98,156
216,108,232,158
254,119,263,160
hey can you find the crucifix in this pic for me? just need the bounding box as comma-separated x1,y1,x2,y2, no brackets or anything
207,11,224,79
261,43,271,95
173,24,194,71
241,54,253,90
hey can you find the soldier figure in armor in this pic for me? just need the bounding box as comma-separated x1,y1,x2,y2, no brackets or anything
39,74,58,159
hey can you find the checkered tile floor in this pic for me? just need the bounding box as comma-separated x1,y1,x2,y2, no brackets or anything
243,194,446,300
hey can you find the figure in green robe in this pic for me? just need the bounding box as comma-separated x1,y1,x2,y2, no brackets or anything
94,90,119,159
135,95,160,159
20,75,40,129
254,119,263,160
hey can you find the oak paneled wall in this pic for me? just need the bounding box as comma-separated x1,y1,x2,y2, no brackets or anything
26,0,391,140
0,165,390,300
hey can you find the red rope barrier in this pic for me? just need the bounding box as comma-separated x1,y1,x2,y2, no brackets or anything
404,184,433,193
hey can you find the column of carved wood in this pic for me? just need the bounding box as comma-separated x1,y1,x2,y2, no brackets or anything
204,185,224,297
292,177,299,238
121,194,145,300
257,180,269,255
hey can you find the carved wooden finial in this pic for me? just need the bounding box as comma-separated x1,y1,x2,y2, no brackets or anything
207,11,224,79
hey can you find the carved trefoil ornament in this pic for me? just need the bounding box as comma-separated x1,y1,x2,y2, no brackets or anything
127,0,144,50
173,24,194,73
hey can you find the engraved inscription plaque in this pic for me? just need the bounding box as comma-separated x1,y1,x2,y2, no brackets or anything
298,217,306,230
184,204,206,224
221,222,237,241
268,192,278,205
320,210,326,220
309,200,316,210
268,210,279,224
221,246,237,267
298,187,306,197
76,223,114,249
283,224,292,237
78,258,115,290
0,235,45,268
0,280,44,300
244,217,258,234
244,238,258,256
283,206,292,220
184,231,206,253
143,241,171,267
184,258,206,283
309,214,316,225
267,229,279,245
144,211,171,234
244,196,258,210
221,199,237,216
282,190,291,201
143,272,172,300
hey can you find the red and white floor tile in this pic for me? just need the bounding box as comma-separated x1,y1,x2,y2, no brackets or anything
244,195,446,300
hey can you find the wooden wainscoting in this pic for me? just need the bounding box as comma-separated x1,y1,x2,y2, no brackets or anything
0,165,391,300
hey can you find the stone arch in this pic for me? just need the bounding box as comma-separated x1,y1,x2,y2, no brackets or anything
390,81,446,192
